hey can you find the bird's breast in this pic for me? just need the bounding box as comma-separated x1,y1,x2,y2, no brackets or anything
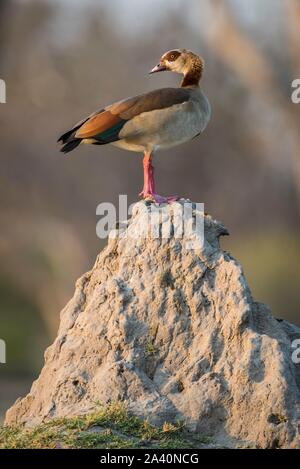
114,92,211,153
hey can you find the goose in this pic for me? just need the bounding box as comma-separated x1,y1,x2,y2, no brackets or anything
58,49,211,204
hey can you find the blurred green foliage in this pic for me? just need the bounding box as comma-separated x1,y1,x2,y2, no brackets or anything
0,277,48,374
224,232,300,325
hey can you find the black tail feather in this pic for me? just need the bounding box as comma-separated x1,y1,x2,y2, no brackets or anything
57,121,86,144
58,129,75,144
60,139,81,153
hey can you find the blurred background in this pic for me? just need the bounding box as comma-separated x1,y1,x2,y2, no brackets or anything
0,0,300,420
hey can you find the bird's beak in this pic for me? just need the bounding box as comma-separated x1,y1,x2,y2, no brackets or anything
149,63,167,74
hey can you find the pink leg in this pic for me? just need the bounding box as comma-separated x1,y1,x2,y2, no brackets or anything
139,152,179,204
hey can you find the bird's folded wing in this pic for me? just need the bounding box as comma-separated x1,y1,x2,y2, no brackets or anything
75,88,190,142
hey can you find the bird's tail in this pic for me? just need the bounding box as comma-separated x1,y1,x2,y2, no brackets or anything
60,139,81,153
57,119,88,154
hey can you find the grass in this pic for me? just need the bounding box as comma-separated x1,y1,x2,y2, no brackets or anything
0,402,210,449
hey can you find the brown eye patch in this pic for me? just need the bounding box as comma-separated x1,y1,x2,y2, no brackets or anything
165,50,181,62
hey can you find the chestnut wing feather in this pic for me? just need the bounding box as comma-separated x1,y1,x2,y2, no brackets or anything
75,88,190,141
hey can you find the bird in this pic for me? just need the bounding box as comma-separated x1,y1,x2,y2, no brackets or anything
58,49,211,204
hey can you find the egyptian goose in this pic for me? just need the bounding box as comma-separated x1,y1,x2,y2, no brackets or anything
58,49,211,204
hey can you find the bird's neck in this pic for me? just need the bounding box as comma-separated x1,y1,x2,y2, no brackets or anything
180,57,204,88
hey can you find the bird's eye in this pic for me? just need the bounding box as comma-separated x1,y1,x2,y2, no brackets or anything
170,55,174,59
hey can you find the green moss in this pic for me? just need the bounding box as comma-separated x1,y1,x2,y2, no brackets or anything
0,402,207,449
268,413,287,425
145,340,156,356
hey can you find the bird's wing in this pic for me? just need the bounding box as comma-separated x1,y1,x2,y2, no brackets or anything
74,88,191,143
57,110,102,144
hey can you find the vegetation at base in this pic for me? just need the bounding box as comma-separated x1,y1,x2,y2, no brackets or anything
0,402,211,449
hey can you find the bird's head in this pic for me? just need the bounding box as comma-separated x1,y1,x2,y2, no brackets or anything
149,49,204,87
149,49,204,79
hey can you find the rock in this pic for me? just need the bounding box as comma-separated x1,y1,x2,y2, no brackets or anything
5,200,300,448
